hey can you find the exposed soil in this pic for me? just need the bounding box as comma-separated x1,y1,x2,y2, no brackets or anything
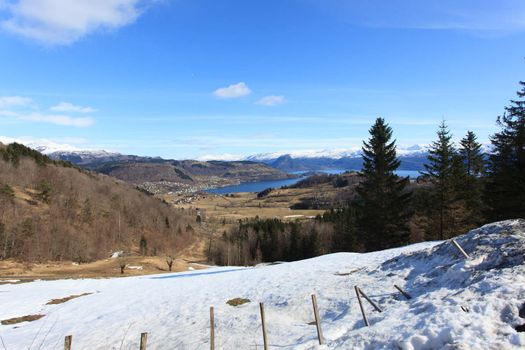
46,293,93,305
226,298,251,307
1,314,44,325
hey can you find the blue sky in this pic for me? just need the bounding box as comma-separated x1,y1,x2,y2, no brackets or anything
0,0,524,159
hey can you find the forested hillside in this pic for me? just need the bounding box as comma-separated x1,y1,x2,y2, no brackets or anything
0,143,197,262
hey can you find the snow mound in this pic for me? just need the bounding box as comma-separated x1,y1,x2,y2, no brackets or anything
0,220,523,349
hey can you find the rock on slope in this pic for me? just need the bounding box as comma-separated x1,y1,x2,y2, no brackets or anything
0,220,523,349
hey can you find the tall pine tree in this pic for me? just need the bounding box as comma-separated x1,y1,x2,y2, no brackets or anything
485,81,525,221
421,121,460,240
459,131,485,176
458,131,485,225
356,118,411,251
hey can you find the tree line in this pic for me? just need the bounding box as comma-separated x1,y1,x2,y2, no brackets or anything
208,80,525,264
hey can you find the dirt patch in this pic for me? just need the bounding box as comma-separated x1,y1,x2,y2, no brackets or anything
1,314,44,325
226,298,251,306
46,292,93,305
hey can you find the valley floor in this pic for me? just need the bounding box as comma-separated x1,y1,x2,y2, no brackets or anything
0,239,209,281
0,220,524,349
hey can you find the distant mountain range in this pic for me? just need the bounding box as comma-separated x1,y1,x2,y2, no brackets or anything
47,145,430,172
0,137,432,173
245,145,429,172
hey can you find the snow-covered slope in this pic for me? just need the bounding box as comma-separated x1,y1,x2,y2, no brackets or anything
1,220,524,349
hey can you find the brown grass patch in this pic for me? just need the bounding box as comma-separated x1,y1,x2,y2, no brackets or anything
1,314,44,325
226,298,250,307
46,292,92,305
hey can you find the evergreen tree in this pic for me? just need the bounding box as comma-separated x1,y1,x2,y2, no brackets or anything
458,131,485,225
356,118,411,251
459,131,485,176
421,121,459,240
485,81,525,221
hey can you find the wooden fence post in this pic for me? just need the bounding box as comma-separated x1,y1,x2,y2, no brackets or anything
394,285,412,300
210,306,215,350
259,302,268,350
64,335,72,350
355,286,369,327
357,287,382,312
311,294,324,345
451,239,469,259
139,332,148,350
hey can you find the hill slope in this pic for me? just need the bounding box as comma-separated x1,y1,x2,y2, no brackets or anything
0,143,197,262
50,151,295,194
1,220,524,349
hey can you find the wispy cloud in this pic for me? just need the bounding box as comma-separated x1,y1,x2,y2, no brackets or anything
0,95,96,127
17,112,95,127
256,95,286,106
0,95,33,107
213,82,251,99
332,0,525,36
50,101,96,113
1,0,153,45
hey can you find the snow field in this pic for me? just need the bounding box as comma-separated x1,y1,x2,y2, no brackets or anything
0,220,524,349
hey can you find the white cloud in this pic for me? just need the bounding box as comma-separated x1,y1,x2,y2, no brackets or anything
256,95,286,106
0,95,33,107
1,0,150,45
213,82,251,99
0,110,95,127
18,112,95,127
50,101,96,113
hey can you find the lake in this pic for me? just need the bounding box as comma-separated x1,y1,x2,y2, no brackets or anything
206,169,422,195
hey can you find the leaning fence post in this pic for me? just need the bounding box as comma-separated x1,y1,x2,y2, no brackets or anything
451,239,469,259
139,332,148,350
259,302,268,350
210,306,215,350
357,287,382,312
64,335,72,350
355,286,369,327
311,294,324,345
394,285,412,300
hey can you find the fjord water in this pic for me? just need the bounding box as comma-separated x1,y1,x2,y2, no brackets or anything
207,176,307,194
207,169,421,194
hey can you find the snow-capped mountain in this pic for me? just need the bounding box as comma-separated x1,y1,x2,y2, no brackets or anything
246,144,428,161
0,136,117,156
0,136,123,164
0,136,81,154
242,145,430,171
